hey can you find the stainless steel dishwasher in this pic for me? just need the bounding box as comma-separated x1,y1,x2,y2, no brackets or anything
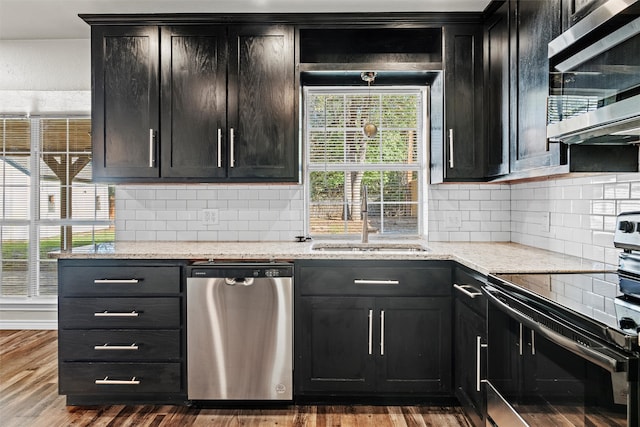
186,263,293,401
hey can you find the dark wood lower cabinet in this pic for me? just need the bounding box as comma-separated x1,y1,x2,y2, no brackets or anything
454,296,486,426
295,260,453,398
453,267,488,427
297,296,376,394
377,297,452,394
59,362,182,395
57,259,186,405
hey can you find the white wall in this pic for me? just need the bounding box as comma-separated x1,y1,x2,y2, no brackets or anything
0,39,90,115
0,38,90,329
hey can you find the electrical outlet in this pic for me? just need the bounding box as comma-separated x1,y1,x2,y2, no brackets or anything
202,209,219,225
444,211,462,229
540,211,550,232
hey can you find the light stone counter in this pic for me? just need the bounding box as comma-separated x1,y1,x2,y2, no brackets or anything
50,240,610,275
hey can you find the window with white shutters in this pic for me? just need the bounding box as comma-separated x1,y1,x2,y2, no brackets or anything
1,117,114,298
304,87,426,236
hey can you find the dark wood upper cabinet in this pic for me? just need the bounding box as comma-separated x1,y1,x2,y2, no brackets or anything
92,26,160,180
431,24,485,183
509,0,562,173
227,26,296,181
160,26,227,179
88,19,297,183
484,2,510,178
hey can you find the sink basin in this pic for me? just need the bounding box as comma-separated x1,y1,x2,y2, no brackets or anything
311,242,429,253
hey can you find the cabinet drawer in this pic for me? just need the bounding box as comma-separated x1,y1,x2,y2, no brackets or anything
59,330,180,361
454,267,487,316
298,261,451,296
59,297,180,329
59,266,180,296
59,362,181,394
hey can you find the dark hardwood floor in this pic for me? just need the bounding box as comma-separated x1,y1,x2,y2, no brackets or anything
0,330,471,426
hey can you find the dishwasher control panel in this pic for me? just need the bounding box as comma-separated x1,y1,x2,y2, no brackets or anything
189,263,293,278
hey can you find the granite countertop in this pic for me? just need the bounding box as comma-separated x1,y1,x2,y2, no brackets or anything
50,240,609,275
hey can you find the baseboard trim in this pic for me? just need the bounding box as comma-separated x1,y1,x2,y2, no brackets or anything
0,319,58,330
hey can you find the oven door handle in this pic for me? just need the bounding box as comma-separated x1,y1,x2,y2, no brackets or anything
482,286,629,374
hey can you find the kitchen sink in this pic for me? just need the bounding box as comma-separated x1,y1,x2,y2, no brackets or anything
311,242,429,253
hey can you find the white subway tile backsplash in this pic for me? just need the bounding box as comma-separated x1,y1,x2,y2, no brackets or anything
116,184,306,242
619,200,640,213
156,231,177,240
604,183,629,199
155,189,177,200
592,200,616,215
135,230,156,240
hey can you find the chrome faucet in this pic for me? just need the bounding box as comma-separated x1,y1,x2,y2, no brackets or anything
361,185,368,243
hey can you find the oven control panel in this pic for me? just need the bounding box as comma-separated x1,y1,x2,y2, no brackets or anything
614,211,640,251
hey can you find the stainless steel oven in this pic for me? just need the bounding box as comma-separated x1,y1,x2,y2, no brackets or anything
547,0,640,145
483,276,637,427
482,212,640,426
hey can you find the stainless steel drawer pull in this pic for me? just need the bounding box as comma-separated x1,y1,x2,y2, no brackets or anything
149,129,155,168
94,311,139,317
368,309,373,355
94,343,139,351
217,128,222,168
453,284,482,298
230,128,235,167
354,279,400,285
448,128,454,168
95,376,140,385
519,323,524,356
476,335,487,392
380,310,385,356
531,330,536,355
93,279,139,284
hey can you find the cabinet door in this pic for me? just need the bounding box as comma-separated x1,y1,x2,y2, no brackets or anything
92,25,160,180
226,25,297,181
509,0,562,172
377,297,452,394
296,296,376,394
160,26,227,179
441,24,485,180
454,296,486,427
522,328,588,398
484,2,510,178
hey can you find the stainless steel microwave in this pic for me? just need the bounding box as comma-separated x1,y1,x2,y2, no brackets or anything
547,0,640,145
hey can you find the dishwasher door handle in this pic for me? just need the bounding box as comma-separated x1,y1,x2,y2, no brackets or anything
224,277,255,286
354,279,400,285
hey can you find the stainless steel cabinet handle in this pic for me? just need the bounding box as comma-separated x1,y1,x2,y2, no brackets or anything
217,128,222,168
94,311,139,317
149,129,155,168
368,309,373,355
453,284,482,298
519,323,524,356
94,343,139,351
230,128,235,168
476,336,487,392
380,310,385,356
531,330,536,355
95,376,140,385
354,279,400,285
93,279,139,284
448,128,454,168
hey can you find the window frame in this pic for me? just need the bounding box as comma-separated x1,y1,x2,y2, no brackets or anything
0,115,114,301
303,85,428,238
